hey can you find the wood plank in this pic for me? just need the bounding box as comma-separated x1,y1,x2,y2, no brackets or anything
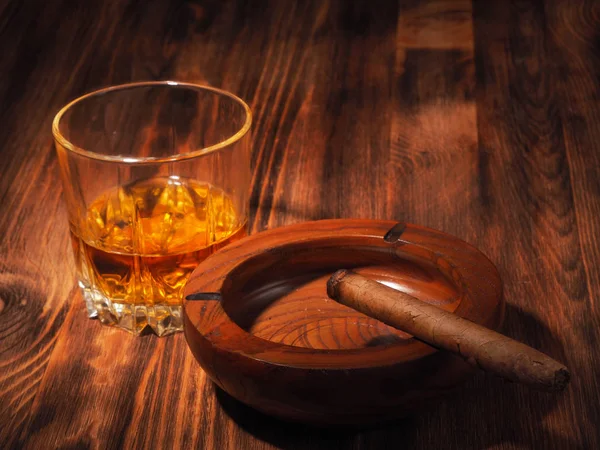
388,0,477,238
397,0,473,50
468,0,593,448
0,1,114,445
544,1,600,448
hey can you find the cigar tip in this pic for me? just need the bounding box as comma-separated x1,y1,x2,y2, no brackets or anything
552,367,570,392
327,269,350,299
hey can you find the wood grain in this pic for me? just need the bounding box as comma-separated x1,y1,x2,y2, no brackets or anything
0,0,599,448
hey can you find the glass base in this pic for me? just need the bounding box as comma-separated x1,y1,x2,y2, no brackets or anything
79,281,182,337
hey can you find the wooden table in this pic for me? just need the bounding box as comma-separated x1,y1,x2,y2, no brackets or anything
1,0,598,448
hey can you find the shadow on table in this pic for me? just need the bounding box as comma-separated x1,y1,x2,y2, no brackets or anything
215,387,417,450
215,304,580,450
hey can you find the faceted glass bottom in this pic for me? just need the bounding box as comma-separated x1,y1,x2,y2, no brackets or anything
79,281,182,337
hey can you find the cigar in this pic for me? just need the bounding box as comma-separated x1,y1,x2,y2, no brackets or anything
327,270,570,392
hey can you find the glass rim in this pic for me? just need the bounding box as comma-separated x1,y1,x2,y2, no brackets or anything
52,81,252,164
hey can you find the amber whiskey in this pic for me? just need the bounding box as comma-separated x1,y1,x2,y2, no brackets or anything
70,176,246,336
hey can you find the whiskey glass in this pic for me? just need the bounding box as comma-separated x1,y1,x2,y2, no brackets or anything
53,81,251,336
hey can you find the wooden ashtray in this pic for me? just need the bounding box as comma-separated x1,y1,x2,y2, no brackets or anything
183,219,503,425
